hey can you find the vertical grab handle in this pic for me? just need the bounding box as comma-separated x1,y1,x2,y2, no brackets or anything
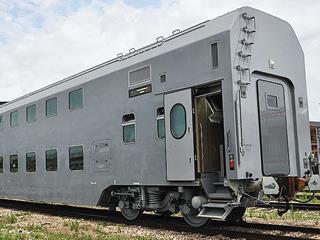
227,129,231,152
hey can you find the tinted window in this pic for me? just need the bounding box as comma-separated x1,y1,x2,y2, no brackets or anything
46,149,57,171
46,97,57,117
26,104,37,123
211,42,218,68
0,156,3,173
10,111,19,127
69,146,84,170
69,89,83,110
122,114,135,143
170,104,186,139
10,154,18,172
0,116,3,129
157,107,165,139
26,152,36,172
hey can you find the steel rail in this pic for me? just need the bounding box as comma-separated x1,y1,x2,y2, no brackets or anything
0,199,318,240
256,202,320,211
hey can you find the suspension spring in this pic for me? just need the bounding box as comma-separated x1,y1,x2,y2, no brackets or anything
147,189,162,209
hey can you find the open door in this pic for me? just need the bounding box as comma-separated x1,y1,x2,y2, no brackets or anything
165,89,195,181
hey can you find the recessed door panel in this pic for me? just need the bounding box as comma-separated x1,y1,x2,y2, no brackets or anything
91,139,112,172
257,80,289,175
165,89,195,181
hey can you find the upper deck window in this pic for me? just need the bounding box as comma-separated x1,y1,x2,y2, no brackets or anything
10,111,19,127
46,97,57,117
211,42,218,69
26,104,37,123
69,89,83,110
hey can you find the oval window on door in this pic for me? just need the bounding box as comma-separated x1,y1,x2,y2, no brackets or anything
170,103,187,139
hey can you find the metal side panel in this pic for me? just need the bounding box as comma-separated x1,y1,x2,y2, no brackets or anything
165,89,195,181
257,80,290,176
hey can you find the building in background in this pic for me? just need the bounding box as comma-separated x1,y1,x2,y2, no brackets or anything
310,121,320,159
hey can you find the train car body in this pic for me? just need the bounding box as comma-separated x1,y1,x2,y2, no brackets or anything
0,6,318,227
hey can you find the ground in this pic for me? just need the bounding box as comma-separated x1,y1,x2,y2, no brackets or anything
0,207,318,239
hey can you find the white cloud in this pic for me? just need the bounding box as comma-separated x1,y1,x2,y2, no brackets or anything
0,0,319,120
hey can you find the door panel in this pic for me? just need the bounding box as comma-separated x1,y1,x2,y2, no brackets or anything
257,80,290,175
165,89,195,181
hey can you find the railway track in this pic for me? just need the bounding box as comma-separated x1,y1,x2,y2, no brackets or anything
257,202,320,211
0,199,318,240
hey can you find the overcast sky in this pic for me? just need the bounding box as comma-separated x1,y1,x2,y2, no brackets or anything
0,0,319,120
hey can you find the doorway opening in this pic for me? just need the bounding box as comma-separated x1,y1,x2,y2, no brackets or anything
194,83,225,178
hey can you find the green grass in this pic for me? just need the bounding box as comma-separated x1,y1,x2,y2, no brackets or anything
4,214,17,224
0,212,158,240
245,208,320,222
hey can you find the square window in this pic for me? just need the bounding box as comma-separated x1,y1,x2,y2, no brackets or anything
46,97,57,117
46,149,57,171
10,111,19,127
69,89,83,110
69,146,84,170
26,152,36,172
10,154,18,172
266,95,278,109
26,104,37,123
160,74,166,83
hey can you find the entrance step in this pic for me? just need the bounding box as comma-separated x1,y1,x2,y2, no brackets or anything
198,202,235,220
208,192,233,200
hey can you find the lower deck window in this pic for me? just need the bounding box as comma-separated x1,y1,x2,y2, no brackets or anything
157,107,165,139
46,149,57,171
26,152,36,172
122,114,135,143
10,154,18,172
69,146,84,170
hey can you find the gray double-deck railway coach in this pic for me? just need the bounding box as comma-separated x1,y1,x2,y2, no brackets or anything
0,7,319,227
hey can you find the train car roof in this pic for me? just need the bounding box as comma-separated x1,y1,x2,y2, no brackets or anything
0,6,287,113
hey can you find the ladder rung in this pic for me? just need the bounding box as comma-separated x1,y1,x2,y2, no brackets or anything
241,39,254,46
242,27,256,34
236,65,250,71
242,13,255,21
238,51,252,58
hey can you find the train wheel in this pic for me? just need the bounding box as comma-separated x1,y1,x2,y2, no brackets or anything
121,208,142,221
225,207,246,223
182,211,210,228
